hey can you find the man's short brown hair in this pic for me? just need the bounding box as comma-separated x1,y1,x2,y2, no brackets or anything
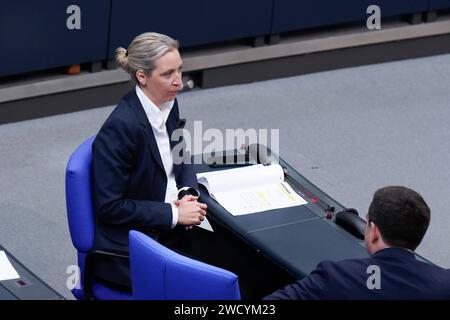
367,186,430,251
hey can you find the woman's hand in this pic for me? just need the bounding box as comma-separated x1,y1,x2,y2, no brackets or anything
175,195,207,227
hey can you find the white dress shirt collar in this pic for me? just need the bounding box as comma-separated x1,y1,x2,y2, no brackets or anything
135,85,174,130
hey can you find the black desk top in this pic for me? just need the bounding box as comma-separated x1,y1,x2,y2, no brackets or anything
192,154,369,279
0,245,63,300
248,218,369,277
0,285,15,300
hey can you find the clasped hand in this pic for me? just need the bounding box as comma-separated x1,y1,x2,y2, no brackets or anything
175,195,207,229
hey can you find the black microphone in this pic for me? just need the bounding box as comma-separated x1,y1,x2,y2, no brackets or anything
177,187,200,200
335,208,366,240
206,143,273,168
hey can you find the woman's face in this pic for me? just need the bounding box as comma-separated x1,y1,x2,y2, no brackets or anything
141,49,183,107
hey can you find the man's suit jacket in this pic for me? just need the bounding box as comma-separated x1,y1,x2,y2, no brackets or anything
265,247,450,300
91,90,197,286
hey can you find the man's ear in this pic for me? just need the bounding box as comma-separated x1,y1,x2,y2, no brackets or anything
369,222,379,242
369,222,381,244
135,70,147,86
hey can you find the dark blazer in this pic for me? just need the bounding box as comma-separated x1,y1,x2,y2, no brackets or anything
264,247,450,300
92,89,197,287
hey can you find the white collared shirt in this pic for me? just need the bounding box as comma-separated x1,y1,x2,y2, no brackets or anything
135,85,179,228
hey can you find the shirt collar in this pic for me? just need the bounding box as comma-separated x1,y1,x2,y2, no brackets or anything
135,85,174,130
372,247,416,259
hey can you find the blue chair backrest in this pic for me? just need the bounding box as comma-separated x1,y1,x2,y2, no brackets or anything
129,230,241,300
65,136,133,300
66,136,96,253
65,136,97,298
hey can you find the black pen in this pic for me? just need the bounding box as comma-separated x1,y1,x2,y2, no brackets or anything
208,162,253,168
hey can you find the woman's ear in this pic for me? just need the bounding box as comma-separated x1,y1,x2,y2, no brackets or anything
135,70,147,86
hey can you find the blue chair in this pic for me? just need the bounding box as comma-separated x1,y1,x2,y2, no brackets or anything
129,230,241,300
65,136,132,300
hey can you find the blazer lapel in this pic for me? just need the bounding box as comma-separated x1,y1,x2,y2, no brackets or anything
127,90,165,173
166,100,183,179
166,110,177,149
143,126,165,173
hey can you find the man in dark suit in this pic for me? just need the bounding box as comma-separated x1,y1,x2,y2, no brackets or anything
92,32,207,290
265,186,450,299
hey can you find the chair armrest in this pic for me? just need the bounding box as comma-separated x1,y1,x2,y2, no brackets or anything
84,249,129,300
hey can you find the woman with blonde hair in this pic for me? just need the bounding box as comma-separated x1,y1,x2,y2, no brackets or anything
91,32,207,290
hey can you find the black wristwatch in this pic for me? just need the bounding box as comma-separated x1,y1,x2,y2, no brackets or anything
177,187,200,200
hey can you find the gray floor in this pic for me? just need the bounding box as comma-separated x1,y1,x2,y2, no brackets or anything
1,53,449,299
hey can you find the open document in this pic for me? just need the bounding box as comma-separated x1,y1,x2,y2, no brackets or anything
0,251,20,281
197,164,307,216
